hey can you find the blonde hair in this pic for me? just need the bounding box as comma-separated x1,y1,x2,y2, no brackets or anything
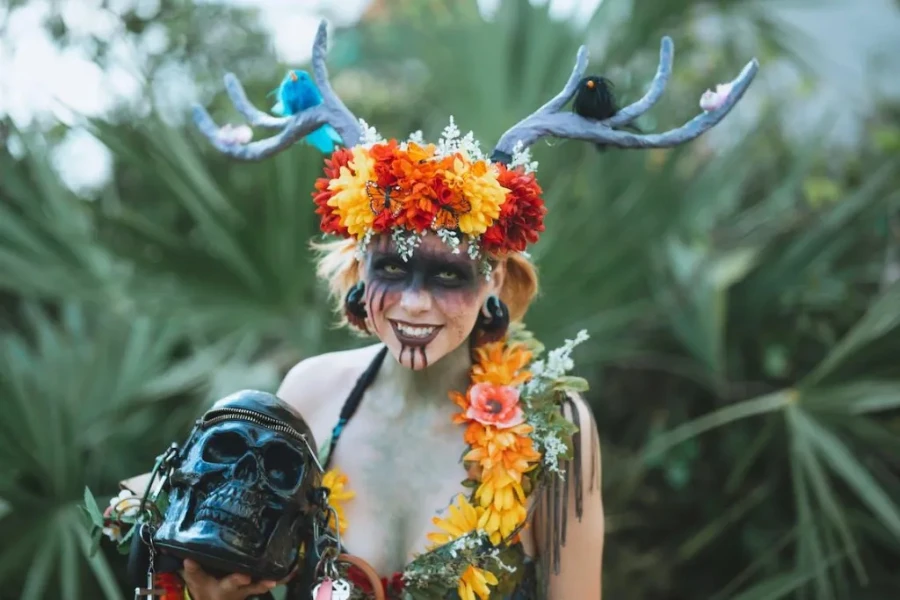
312,238,539,334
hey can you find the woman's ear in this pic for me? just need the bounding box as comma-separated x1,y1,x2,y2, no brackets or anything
355,253,367,282
489,258,507,296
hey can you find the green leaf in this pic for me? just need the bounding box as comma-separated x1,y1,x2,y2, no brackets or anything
802,280,900,387
75,522,125,600
82,487,104,529
551,376,589,393
643,390,793,461
791,407,900,540
787,405,866,583
731,570,822,600
804,381,900,415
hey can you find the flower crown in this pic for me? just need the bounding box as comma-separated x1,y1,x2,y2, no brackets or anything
312,121,545,263
192,21,758,264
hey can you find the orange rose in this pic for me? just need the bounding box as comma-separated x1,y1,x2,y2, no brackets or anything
465,383,524,429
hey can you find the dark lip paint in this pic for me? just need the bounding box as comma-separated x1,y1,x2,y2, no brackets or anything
389,320,443,346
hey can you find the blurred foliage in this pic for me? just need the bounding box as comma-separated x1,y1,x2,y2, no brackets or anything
2,0,900,598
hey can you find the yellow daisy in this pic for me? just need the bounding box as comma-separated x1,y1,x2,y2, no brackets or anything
452,159,506,236
327,146,376,238
427,494,484,548
321,468,354,535
458,564,499,600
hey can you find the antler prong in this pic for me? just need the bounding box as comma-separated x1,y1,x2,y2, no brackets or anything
192,20,361,161
223,73,289,129
492,37,758,157
605,36,673,128
538,45,590,115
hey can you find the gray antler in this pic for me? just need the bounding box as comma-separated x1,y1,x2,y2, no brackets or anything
492,37,759,157
192,20,362,160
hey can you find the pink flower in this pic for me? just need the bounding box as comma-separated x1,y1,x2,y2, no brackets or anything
700,82,734,112
216,124,254,145
465,383,525,429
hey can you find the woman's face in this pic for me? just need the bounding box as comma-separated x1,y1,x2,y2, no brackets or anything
362,234,503,370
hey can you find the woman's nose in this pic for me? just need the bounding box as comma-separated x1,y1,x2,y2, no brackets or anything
399,287,433,315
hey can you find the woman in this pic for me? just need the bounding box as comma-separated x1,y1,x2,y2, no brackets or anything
169,20,756,600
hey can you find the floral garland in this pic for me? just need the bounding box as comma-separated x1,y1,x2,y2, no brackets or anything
321,324,589,600
312,119,546,262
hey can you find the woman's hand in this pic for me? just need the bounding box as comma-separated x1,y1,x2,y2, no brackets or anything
182,559,279,600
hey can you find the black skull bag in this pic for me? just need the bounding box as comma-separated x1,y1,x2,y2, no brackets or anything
150,389,322,581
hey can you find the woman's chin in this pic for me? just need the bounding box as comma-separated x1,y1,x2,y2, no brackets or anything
391,344,434,371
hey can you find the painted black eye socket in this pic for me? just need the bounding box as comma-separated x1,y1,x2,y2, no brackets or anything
435,270,461,281
373,258,407,278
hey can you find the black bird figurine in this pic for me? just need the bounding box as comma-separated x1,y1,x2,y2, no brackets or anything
572,75,641,152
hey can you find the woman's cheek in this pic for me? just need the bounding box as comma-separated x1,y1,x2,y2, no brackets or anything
434,288,483,335
365,280,401,334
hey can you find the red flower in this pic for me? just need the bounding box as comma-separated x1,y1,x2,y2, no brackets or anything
313,148,354,236
154,573,184,600
482,165,546,254
370,140,399,188
346,566,405,598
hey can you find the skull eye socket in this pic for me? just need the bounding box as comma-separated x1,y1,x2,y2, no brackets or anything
202,430,248,463
263,443,304,491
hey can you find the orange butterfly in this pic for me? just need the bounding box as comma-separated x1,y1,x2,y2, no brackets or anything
366,181,402,216
432,198,472,230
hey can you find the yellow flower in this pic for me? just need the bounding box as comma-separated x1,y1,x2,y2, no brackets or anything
327,146,376,238
451,159,506,236
471,341,532,387
458,565,499,600
476,499,528,545
427,494,484,548
321,468,355,535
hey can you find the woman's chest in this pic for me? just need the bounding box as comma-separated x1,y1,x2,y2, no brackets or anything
328,408,472,575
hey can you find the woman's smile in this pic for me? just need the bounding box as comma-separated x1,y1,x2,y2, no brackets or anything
390,320,443,345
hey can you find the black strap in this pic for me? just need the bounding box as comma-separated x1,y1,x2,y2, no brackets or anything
324,346,389,468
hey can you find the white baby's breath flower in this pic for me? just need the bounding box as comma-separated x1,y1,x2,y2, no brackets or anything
510,140,539,174
436,228,461,254
479,259,493,281
407,130,425,145
458,131,486,161
523,330,589,395
541,433,568,475
392,228,423,261
354,230,375,261
358,118,384,146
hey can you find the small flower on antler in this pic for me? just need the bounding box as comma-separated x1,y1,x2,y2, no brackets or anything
215,124,254,145
699,82,734,112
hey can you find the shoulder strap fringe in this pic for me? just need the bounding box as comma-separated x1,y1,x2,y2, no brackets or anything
536,393,587,594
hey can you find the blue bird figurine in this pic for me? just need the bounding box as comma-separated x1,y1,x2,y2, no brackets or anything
271,69,343,153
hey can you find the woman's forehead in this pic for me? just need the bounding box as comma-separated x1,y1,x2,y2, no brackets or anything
368,234,475,262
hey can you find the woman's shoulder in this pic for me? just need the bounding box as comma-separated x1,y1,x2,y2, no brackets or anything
277,343,385,417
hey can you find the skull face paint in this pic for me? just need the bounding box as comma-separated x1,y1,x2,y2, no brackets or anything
363,234,497,370
152,390,320,581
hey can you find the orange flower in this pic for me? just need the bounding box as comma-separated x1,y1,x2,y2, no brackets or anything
472,342,532,387
465,383,524,429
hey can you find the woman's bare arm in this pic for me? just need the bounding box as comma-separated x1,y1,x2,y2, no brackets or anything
543,394,605,599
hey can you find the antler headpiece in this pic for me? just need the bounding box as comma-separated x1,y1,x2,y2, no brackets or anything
193,20,758,264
